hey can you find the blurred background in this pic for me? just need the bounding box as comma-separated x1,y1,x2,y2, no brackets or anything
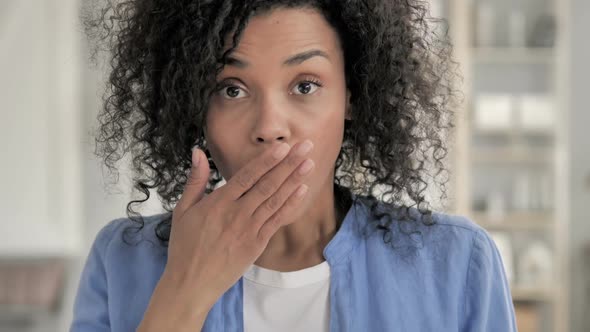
0,0,588,331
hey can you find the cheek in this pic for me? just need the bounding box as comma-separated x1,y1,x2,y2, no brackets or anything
307,116,346,172
204,115,238,179
300,93,347,167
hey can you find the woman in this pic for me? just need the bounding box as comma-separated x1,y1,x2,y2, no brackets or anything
72,0,517,331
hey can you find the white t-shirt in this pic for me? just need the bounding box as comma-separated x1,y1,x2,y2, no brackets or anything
243,260,331,332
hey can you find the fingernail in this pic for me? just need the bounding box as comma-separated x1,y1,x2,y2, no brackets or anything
295,184,308,198
298,159,314,175
192,148,200,166
296,140,313,156
273,143,290,159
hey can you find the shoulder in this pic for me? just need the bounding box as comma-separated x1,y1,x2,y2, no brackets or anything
428,210,493,251
419,212,516,329
351,199,517,317
354,197,491,253
90,213,171,269
353,198,501,279
428,211,499,266
421,210,498,265
96,212,169,245
73,213,173,331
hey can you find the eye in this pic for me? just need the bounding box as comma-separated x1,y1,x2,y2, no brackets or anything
291,79,323,95
217,83,248,99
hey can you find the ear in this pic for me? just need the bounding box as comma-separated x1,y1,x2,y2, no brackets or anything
345,89,352,120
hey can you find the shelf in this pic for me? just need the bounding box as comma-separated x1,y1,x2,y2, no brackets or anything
471,147,553,165
472,47,554,64
471,211,553,231
0,305,53,319
471,128,555,139
511,286,554,302
449,0,568,330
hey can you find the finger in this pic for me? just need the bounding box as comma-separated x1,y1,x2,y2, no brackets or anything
174,148,210,220
257,184,309,243
239,140,313,215
224,142,291,200
248,157,314,227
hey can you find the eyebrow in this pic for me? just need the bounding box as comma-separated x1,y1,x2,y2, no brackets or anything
224,49,331,68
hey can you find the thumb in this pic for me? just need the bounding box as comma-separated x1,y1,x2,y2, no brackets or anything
175,148,210,219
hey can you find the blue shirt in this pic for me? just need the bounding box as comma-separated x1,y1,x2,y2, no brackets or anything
70,195,517,331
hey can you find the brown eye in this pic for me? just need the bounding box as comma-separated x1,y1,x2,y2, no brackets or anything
225,86,241,98
291,80,322,95
299,82,312,94
218,84,247,99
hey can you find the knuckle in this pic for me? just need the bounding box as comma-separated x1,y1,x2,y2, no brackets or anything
256,179,275,197
286,155,301,167
257,227,269,243
263,154,277,168
236,169,254,189
268,214,282,230
245,230,262,250
260,223,274,241
265,193,282,211
285,192,299,209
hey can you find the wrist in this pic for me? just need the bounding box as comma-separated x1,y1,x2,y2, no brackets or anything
138,272,212,332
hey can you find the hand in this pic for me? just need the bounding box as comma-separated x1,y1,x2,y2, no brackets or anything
165,140,315,308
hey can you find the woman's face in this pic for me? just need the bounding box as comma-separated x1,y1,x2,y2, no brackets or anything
205,7,350,194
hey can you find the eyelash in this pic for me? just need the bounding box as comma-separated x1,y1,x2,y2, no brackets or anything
301,78,324,91
215,77,324,97
300,77,323,88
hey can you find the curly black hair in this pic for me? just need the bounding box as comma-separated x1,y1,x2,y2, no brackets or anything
82,0,459,249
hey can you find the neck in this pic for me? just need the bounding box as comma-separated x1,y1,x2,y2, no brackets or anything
254,179,348,272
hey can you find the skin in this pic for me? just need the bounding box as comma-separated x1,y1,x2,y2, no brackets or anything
204,7,352,272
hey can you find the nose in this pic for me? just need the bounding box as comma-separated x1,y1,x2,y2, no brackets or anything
250,97,290,144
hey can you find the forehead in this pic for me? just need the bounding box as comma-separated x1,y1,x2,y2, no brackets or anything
223,7,343,64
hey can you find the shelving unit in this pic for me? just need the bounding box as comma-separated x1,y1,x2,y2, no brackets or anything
442,0,569,331
472,47,554,63
472,211,554,231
